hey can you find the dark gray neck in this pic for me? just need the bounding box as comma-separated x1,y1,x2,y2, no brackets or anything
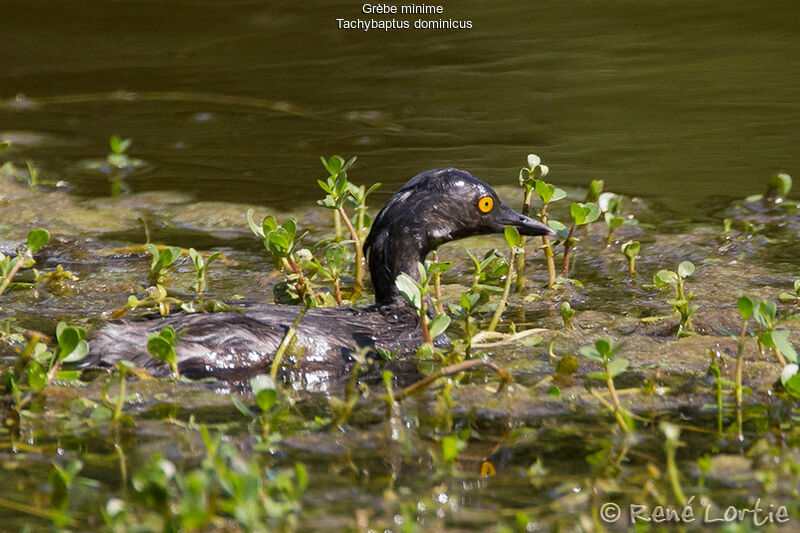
366,229,429,307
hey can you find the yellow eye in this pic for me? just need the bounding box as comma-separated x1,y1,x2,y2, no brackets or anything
478,196,494,213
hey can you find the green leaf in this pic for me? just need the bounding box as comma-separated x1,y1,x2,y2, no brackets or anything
395,273,422,310
188,248,201,269
550,187,566,202
261,215,277,235
622,240,640,259
28,359,47,392
145,243,160,271
768,172,792,198
595,338,611,358
246,209,265,238
26,229,50,254
232,396,259,419
282,217,297,240
256,388,277,413
607,358,629,378
56,327,82,362
251,374,277,411
586,371,610,380
158,325,176,344
547,219,569,239
677,261,695,279
427,260,452,275
578,344,603,361
0,141,9,152
62,340,89,363
504,226,521,248
771,330,798,364
737,296,756,320
570,202,601,225
295,462,309,491
786,374,800,398
460,291,479,311
604,212,624,229
534,180,555,203
587,180,604,202
428,314,451,338
147,336,176,364
54,370,80,382
441,436,465,462
654,270,678,287
110,135,121,153
56,322,67,341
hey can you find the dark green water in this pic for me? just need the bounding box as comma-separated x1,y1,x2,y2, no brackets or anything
2,0,799,209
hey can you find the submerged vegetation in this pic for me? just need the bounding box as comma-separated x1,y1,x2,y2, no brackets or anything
1,139,799,530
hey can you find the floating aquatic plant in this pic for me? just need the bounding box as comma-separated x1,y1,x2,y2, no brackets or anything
146,244,183,287
654,261,697,337
395,262,451,350
318,155,373,300
188,248,220,296
147,325,185,379
518,154,567,289
579,338,631,432
308,243,348,305
0,228,50,297
560,301,575,330
746,171,792,204
516,154,551,291
488,226,522,332
560,201,601,279
621,240,640,276
247,210,316,305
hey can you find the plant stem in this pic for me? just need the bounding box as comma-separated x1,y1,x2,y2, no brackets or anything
270,305,308,380
464,312,472,359
333,209,342,241
488,256,515,332
515,186,534,292
604,360,629,432
432,251,444,313
0,251,31,297
711,364,723,438
333,277,343,305
419,300,433,346
734,318,748,441
282,257,316,303
773,344,788,367
665,438,687,505
394,359,512,401
561,225,577,278
113,369,127,422
540,205,557,288
337,206,364,301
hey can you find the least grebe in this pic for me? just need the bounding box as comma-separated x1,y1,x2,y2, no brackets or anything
87,168,553,380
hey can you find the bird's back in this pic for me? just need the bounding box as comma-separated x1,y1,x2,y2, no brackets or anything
88,304,423,381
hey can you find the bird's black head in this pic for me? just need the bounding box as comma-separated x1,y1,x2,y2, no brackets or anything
364,168,554,306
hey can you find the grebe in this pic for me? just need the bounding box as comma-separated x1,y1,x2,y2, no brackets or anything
87,168,553,380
